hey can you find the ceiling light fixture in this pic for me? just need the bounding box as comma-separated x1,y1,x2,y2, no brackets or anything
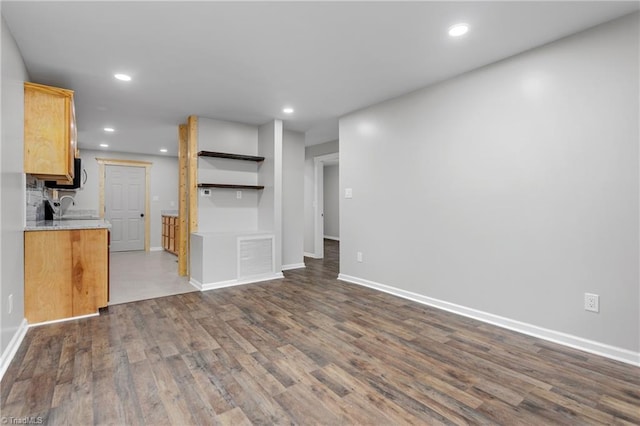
160,148,168,153
283,107,294,114
448,23,469,37
100,143,109,148
104,127,115,132
114,73,132,81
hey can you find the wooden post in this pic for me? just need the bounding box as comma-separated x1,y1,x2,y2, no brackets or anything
178,124,188,276
187,116,198,233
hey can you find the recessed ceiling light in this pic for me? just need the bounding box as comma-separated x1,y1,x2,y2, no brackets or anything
104,127,115,132
283,107,294,114
114,73,132,81
448,23,469,37
100,143,109,148
160,148,168,153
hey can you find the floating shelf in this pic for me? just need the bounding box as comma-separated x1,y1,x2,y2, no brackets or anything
198,151,265,162
198,183,264,190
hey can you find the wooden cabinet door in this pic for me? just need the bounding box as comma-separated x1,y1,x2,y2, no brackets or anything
162,216,168,250
25,229,108,323
25,231,73,323
24,82,75,182
169,217,176,253
71,229,108,312
161,215,178,254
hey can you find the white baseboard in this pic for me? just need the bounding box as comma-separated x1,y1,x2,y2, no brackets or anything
323,235,340,241
282,263,306,271
0,319,28,381
150,246,164,252
190,272,285,292
338,274,640,367
28,312,100,327
188,278,203,291
304,252,320,259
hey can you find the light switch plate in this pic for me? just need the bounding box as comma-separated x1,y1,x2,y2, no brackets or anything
345,188,353,199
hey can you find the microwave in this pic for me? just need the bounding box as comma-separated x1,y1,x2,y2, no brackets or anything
45,158,83,189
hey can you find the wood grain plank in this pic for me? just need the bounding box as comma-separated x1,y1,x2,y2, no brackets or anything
181,350,236,415
3,240,640,424
216,406,252,426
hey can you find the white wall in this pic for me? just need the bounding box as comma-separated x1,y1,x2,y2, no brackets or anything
0,16,28,369
258,120,283,271
75,149,179,249
340,14,639,358
197,118,259,232
304,140,339,254
323,164,339,240
282,130,305,268
258,121,275,232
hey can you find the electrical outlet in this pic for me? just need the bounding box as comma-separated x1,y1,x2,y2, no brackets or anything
357,252,363,262
8,294,13,314
236,191,242,199
584,293,599,313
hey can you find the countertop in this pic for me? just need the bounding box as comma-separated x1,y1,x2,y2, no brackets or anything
161,210,178,217
25,218,112,231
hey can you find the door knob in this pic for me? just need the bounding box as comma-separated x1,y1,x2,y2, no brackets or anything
140,213,145,218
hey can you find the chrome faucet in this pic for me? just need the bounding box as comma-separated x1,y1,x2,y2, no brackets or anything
55,195,75,219
59,195,75,206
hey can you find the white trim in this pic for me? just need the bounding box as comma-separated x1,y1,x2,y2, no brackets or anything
0,319,28,381
323,235,340,241
28,312,99,327
338,274,640,367
189,278,203,291
304,251,320,259
313,152,339,259
150,246,164,252
282,263,306,271
191,272,285,292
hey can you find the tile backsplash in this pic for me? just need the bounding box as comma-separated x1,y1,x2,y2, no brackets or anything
26,176,94,221
26,178,45,221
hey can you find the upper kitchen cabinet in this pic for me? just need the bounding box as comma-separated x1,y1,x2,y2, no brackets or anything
24,82,77,182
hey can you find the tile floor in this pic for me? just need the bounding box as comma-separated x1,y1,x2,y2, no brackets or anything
108,249,195,305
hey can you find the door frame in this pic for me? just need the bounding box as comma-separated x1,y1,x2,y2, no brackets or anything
97,158,152,252
313,152,339,259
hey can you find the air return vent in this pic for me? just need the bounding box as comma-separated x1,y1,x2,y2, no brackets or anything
238,236,274,278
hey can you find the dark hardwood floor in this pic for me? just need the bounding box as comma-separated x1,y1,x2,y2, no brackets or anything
2,239,639,425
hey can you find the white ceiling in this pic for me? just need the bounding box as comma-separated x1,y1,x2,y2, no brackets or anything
2,1,638,156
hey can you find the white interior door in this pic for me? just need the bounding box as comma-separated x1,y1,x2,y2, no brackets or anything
106,165,145,252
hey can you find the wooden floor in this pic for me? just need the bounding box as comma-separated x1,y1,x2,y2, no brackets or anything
2,240,639,425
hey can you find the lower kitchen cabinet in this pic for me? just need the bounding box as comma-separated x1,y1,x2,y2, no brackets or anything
24,228,108,323
162,215,178,255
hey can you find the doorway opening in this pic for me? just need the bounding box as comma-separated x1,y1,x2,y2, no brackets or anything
313,152,339,259
97,157,193,304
